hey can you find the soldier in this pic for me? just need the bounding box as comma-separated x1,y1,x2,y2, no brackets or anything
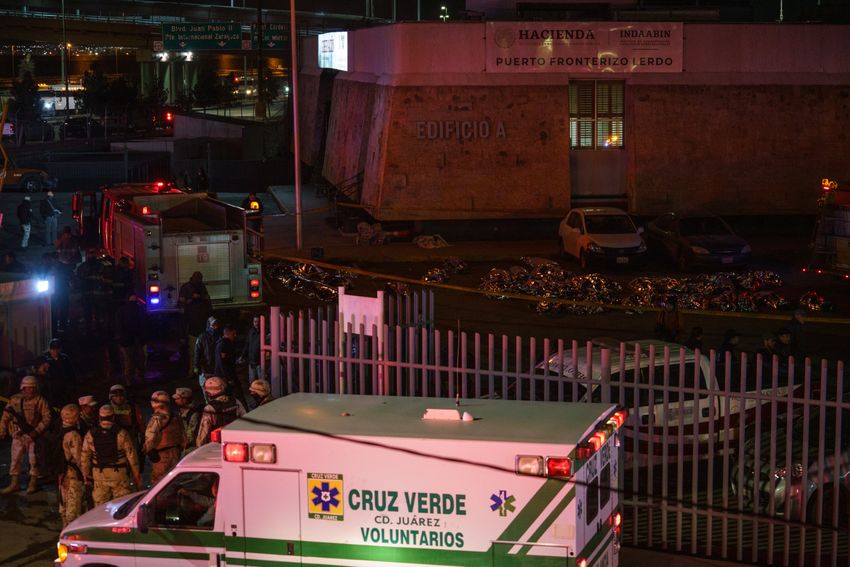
195,376,246,447
248,379,274,408
193,316,220,391
81,405,142,506
58,404,84,527
0,376,52,495
108,384,144,449
77,395,99,437
142,391,188,484
172,387,202,455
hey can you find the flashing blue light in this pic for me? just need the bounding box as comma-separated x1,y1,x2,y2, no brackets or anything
150,297,160,305
36,280,50,293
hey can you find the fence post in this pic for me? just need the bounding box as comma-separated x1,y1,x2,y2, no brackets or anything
600,347,611,404
269,305,281,397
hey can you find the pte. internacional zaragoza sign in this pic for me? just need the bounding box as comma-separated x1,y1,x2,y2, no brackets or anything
486,22,683,73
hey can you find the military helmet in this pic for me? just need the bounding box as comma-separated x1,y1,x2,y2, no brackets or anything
150,390,170,405
98,404,115,419
20,375,39,390
249,379,270,397
61,404,80,425
172,387,193,400
203,376,226,397
109,384,126,396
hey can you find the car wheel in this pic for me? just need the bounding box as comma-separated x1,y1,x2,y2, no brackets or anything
22,177,42,193
579,249,589,270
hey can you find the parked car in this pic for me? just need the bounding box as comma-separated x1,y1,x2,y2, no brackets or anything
557,207,647,269
645,212,751,271
731,397,849,527
534,338,796,454
59,116,105,139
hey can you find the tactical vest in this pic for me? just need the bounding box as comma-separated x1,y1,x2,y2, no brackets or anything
209,397,239,430
91,426,125,468
154,413,185,451
113,404,138,432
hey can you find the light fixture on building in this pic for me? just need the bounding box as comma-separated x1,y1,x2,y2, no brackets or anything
439,5,449,21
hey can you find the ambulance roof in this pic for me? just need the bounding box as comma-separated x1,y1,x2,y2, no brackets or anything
177,442,223,468
227,394,615,445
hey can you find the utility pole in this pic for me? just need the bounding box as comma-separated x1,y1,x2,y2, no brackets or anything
256,0,265,118
290,0,302,250
61,0,69,116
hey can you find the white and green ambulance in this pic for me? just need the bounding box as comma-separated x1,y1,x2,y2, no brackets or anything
56,393,626,567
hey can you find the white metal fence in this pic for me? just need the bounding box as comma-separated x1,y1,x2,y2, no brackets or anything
260,306,849,567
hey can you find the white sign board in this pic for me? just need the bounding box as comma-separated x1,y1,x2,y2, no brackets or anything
486,22,683,73
337,287,385,394
318,31,349,71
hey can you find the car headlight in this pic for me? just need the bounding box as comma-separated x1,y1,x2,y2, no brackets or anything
741,244,752,254
690,245,710,255
587,242,603,253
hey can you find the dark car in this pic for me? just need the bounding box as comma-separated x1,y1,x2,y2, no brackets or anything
59,117,105,140
645,212,751,271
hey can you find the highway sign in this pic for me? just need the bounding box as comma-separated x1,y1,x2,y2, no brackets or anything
251,23,290,49
162,23,242,51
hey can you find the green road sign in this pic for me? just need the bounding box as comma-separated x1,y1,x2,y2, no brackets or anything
251,23,290,49
162,23,242,51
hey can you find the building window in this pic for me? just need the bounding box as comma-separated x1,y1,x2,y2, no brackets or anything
569,81,624,150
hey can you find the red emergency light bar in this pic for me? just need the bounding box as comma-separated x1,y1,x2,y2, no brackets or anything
223,443,249,462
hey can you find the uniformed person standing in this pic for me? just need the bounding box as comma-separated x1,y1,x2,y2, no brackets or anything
58,404,84,527
0,376,52,495
172,387,201,455
248,379,274,408
195,377,246,447
142,391,187,484
77,395,99,437
108,384,144,449
81,405,142,506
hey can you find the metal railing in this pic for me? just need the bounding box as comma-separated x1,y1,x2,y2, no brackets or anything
260,306,849,567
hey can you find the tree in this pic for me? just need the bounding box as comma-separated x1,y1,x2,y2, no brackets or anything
144,76,168,116
106,77,138,133
192,65,222,112
77,63,109,137
174,88,195,113
9,70,40,146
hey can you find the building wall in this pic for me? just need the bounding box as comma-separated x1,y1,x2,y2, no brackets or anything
630,84,850,214
323,78,378,190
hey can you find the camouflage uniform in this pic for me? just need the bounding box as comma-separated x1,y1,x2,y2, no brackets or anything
195,377,246,447
175,397,202,456
0,381,52,494
59,405,84,527
143,397,188,484
109,385,144,448
81,406,141,506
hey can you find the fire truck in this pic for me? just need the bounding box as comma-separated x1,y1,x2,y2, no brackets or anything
81,182,262,312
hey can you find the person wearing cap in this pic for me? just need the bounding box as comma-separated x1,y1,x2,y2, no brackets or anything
143,391,188,483
248,379,274,408
109,384,144,450
77,395,99,437
18,356,51,406
755,331,779,359
17,195,33,249
40,190,62,249
43,338,76,408
196,376,246,447
81,404,141,505
75,248,105,327
115,291,148,385
178,271,211,369
774,327,794,358
194,316,221,390
0,376,52,495
58,404,84,526
173,388,202,455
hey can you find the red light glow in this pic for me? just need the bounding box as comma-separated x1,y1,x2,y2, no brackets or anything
546,458,572,478
223,443,249,462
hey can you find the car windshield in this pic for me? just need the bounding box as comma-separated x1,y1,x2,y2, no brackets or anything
679,216,731,236
584,214,635,234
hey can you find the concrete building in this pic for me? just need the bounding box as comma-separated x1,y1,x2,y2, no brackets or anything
298,22,850,221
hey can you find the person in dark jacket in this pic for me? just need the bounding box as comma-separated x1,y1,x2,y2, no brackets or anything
178,271,211,368
788,308,806,359
215,324,246,407
43,338,76,408
17,196,33,249
683,326,703,351
718,329,740,358
75,249,104,327
238,316,263,381
115,292,148,385
48,251,73,332
40,191,61,247
194,317,221,390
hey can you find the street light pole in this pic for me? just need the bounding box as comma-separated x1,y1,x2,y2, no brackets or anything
290,0,302,250
61,0,69,116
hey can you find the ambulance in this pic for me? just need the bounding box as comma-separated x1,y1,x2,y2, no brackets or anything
56,394,626,567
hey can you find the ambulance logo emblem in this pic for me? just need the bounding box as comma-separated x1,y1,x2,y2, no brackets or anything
307,472,344,521
490,490,516,516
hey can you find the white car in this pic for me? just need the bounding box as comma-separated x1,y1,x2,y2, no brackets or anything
558,207,647,269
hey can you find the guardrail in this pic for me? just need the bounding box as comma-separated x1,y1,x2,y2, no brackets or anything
260,306,849,567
